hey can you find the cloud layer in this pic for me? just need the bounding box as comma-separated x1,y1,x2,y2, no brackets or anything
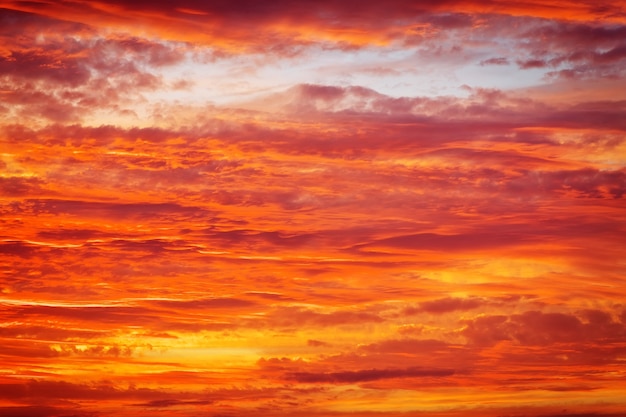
1,1,625,416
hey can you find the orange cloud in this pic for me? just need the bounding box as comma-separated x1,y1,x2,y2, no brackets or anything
1,1,626,416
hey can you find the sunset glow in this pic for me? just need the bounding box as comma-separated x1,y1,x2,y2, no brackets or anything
1,1,626,416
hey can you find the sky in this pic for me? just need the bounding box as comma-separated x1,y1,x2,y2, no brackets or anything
1,1,626,416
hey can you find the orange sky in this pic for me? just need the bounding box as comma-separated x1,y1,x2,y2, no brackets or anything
1,1,626,416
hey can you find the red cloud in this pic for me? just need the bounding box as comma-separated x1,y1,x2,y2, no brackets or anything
0,176,46,196
307,339,330,347
6,1,625,52
480,56,510,66
267,306,385,328
152,297,257,310
287,367,454,384
1,2,625,415
0,9,187,123
411,296,484,314
463,310,626,347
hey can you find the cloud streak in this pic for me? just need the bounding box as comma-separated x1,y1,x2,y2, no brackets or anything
287,367,455,384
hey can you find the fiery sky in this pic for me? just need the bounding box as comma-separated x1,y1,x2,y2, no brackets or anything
1,1,626,416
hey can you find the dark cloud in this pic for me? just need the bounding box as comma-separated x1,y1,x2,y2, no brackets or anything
249,84,626,138
426,12,475,28
132,399,212,407
539,101,626,132
353,231,532,252
17,199,210,220
513,21,626,79
0,241,38,258
0,8,90,37
463,310,626,347
245,291,295,301
7,1,624,51
362,338,451,354
1,123,187,146
0,49,91,87
3,86,624,165
200,229,316,248
307,339,330,347
480,57,510,66
1,10,185,76
0,341,63,359
0,9,187,122
411,297,484,314
0,324,104,341
532,23,626,46
517,59,548,69
268,306,385,328
6,304,162,325
287,367,454,383
508,168,626,199
0,405,97,417
152,297,257,310
0,379,204,408
536,414,626,417
36,228,116,241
